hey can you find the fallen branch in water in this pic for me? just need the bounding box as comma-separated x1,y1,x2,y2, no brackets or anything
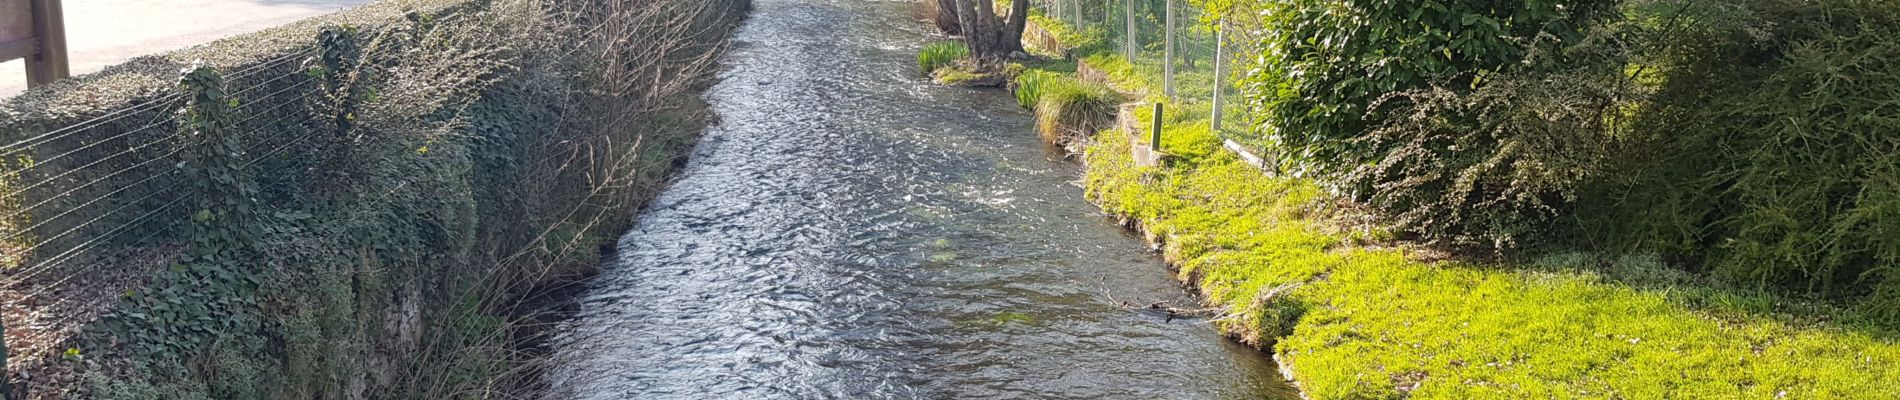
1120,300,1225,323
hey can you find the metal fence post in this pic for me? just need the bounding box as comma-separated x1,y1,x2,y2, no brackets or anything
1151,102,1163,153
1162,0,1175,99
1071,0,1082,28
1123,0,1136,65
1210,19,1224,135
2,318,9,400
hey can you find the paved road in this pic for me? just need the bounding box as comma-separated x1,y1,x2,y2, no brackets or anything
1,0,370,98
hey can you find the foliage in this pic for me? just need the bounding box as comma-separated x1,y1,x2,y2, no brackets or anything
1032,77,1119,144
1580,0,1900,312
1006,0,1900,397
96,65,266,360
1080,52,1150,94
1027,9,1900,395
1352,52,1630,249
67,0,747,397
918,41,970,75
1128,102,1221,163
312,24,375,193
1079,114,1900,400
1243,0,1621,178
1011,69,1057,108
1026,13,1106,54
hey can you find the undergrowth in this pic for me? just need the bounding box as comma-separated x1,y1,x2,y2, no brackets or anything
1013,13,1900,399
43,0,748,397
1081,115,1900,400
1020,74,1118,144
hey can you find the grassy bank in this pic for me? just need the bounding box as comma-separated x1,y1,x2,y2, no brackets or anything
1003,16,1900,400
1083,115,1900,399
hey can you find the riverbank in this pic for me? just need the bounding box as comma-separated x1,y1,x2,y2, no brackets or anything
545,0,1300,396
996,16,1900,400
0,0,748,397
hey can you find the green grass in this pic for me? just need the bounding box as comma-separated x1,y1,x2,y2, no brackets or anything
918,41,969,76
1013,70,1058,108
1026,14,1107,54
1080,121,1900,399
1032,77,1119,142
1009,16,1900,399
931,64,988,85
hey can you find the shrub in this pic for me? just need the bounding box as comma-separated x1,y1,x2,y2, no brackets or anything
1583,0,1900,305
1028,14,1107,53
1217,0,1623,250
1244,0,1621,178
1355,63,1627,249
918,41,969,75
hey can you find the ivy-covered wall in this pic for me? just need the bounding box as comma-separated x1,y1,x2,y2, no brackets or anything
0,0,749,398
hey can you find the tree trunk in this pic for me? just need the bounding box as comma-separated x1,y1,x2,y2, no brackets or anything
974,0,1000,55
944,0,1029,60
931,0,961,34
952,0,980,46
998,0,1029,56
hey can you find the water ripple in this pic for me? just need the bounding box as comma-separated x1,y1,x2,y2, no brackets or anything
546,0,1299,398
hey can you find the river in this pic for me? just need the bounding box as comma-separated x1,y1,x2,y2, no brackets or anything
545,0,1299,398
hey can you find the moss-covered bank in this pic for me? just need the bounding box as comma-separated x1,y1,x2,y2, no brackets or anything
998,16,1900,400
1082,115,1900,399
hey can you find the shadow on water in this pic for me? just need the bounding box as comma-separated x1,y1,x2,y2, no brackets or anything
544,0,1303,398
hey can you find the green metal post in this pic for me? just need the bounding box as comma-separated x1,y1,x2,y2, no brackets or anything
2,318,10,400
1151,102,1163,153
1210,20,1224,135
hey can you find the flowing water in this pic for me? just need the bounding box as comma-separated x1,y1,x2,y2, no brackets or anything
548,0,1300,398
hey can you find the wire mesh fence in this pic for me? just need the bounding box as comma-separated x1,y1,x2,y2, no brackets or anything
1023,0,1272,160
0,50,327,354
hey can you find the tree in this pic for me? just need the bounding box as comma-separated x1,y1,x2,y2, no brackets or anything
928,0,961,34
936,0,1028,59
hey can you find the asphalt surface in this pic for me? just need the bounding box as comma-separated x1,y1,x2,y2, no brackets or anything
1,0,371,98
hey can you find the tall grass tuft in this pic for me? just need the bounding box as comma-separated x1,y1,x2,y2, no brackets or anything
1012,70,1058,109
1033,78,1119,144
918,41,969,75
